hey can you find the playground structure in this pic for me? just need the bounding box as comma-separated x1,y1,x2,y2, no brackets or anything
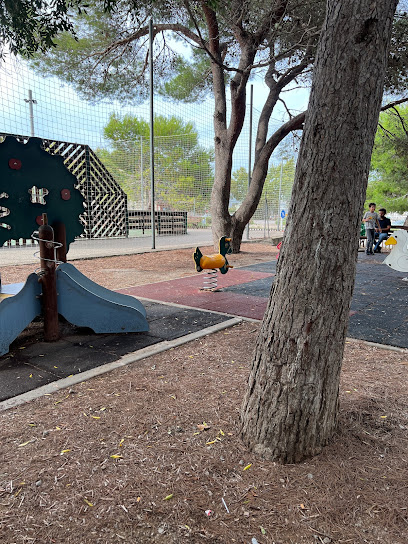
0,136,148,357
193,236,233,291
383,229,408,273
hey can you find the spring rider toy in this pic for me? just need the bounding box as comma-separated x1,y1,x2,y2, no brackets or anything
193,236,233,291
383,229,408,273
0,136,148,357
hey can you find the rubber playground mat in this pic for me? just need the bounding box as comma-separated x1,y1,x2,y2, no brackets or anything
120,253,408,349
0,301,233,403
0,252,406,403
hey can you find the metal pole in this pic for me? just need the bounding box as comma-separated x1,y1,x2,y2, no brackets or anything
140,135,144,209
266,197,269,237
24,89,37,137
278,162,283,230
246,84,253,241
149,19,156,249
263,197,267,238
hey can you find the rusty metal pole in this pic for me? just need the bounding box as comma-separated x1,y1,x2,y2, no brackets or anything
38,213,59,341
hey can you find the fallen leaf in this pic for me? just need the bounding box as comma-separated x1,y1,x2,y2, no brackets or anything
197,423,210,431
18,439,36,447
110,454,122,459
163,494,174,500
54,395,69,405
243,463,252,471
84,498,94,507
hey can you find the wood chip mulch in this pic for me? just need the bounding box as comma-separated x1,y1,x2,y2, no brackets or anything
0,242,407,543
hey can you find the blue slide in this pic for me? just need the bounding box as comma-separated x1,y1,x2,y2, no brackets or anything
56,263,148,333
0,274,42,356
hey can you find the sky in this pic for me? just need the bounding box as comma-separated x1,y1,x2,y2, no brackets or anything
0,53,310,172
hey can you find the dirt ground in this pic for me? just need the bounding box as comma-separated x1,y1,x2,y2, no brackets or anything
0,242,278,289
0,242,407,544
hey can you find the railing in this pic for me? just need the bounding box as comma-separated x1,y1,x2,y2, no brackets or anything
128,211,188,235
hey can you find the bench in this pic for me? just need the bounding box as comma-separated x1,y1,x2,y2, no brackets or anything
127,210,188,235
359,224,406,249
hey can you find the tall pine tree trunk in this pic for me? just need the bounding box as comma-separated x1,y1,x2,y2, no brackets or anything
241,0,398,463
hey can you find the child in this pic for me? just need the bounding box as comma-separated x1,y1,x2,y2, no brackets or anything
362,203,382,255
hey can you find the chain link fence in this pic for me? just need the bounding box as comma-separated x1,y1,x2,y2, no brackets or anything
0,56,296,253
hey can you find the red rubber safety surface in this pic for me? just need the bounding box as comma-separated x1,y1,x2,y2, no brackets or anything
117,269,274,320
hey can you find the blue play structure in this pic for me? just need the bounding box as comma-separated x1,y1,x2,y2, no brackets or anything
0,274,42,356
56,263,147,333
0,136,148,356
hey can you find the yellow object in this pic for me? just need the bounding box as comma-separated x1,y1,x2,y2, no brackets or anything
385,235,397,246
0,293,13,302
199,253,226,270
383,229,408,272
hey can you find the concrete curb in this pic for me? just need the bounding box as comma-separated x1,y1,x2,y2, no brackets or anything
0,317,242,413
345,336,408,354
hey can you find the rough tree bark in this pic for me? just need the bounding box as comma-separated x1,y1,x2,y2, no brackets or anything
240,0,398,463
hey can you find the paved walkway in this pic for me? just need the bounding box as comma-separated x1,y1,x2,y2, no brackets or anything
0,251,406,405
0,229,280,266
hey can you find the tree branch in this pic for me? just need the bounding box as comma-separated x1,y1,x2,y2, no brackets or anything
380,97,408,111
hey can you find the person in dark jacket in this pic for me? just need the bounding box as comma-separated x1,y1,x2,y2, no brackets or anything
374,208,391,253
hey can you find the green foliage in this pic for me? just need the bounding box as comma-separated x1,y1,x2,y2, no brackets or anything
98,113,214,212
0,0,84,58
17,1,406,105
158,50,215,102
263,159,296,211
368,105,408,212
231,158,296,212
24,0,326,104
231,167,249,203
29,4,154,103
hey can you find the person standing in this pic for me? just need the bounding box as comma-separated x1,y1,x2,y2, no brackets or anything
374,208,391,253
362,203,382,255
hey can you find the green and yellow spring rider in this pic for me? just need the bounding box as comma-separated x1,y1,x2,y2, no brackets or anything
193,236,233,290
